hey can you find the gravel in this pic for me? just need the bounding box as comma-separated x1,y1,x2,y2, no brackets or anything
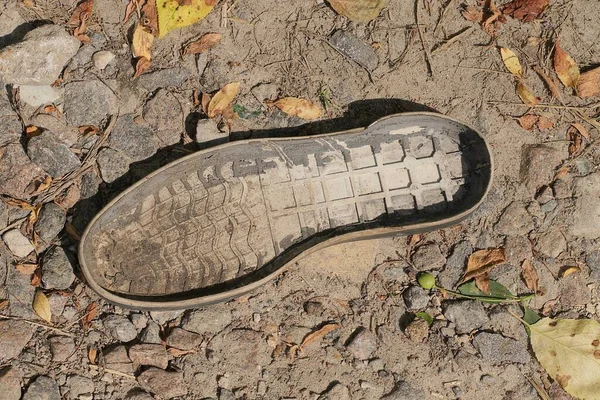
41,247,75,290
103,315,138,342
0,320,34,363
0,367,22,400
0,143,45,200
27,132,81,178
35,202,66,244
2,229,34,257
329,30,379,71
346,327,378,360
166,327,203,350
97,147,131,183
5,270,36,318
137,368,187,399
48,335,75,362
128,344,169,369
22,375,61,400
68,376,94,398
473,332,530,364
438,240,472,288
63,80,118,127
140,321,163,344
535,230,567,258
92,50,115,70
29,113,79,147
18,85,61,107
0,96,22,147
443,301,488,334
402,285,429,311
411,243,446,271
108,114,157,162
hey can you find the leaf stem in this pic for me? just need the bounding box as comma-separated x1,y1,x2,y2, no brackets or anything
434,285,534,304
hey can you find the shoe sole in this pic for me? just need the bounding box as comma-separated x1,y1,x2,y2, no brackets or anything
79,112,492,310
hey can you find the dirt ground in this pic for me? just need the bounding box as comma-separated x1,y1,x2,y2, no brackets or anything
1,0,600,399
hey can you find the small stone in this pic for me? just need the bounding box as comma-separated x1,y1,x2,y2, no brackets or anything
23,375,60,400
2,229,34,257
48,335,75,362
404,318,429,343
442,301,488,334
552,179,571,199
27,132,81,178
0,367,22,400
535,185,553,204
318,382,350,400
569,173,600,239
29,113,79,147
304,300,324,316
0,2,27,48
0,98,22,147
411,243,445,271
0,321,34,363
540,199,558,213
48,293,67,317
18,85,61,107
346,328,377,360
93,50,115,70
136,67,191,92
128,344,169,369
0,144,45,200
166,327,203,350
218,388,235,400
108,114,157,162
575,158,591,176
520,145,563,196
103,315,138,342
131,313,148,330
0,25,80,85
63,80,118,127
495,203,534,236
438,241,472,288
125,389,156,400
329,30,378,71
5,270,36,318
68,375,94,398
402,285,429,311
137,368,187,399
143,90,182,146
250,83,279,102
472,332,530,364
480,374,496,386
104,345,135,374
140,321,162,344
195,118,227,147
182,305,232,334
587,250,600,281
41,247,75,289
35,203,66,244
97,148,131,183
380,381,425,400
257,380,267,396
535,230,567,258
149,309,184,325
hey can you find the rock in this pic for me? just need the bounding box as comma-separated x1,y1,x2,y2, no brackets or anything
329,30,378,71
587,250,600,281
0,367,22,400
48,335,75,362
495,203,534,236
97,148,131,183
68,375,94,398
552,179,571,199
535,230,567,258
318,382,351,400
535,185,553,204
520,145,562,195
486,308,527,341
182,305,231,334
473,332,530,364
219,388,235,400
166,327,203,350
128,344,169,369
93,50,115,70
402,286,429,311
250,83,279,102
380,381,425,400
27,132,81,178
0,144,45,199
63,80,118,127
438,241,472,288
569,173,600,239
149,309,184,325
137,368,187,399
140,321,162,344
22,375,60,400
2,228,34,257
346,328,377,360
0,320,34,363
480,374,496,386
125,389,156,400
104,345,135,373
143,90,182,146
5,269,36,318
404,318,429,343
504,236,532,264
35,203,66,244
18,85,61,107
0,25,80,85
103,315,138,342
0,2,28,47
559,274,592,309
380,261,410,283
131,313,148,330
196,118,227,147
41,247,75,289
29,113,79,147
411,243,445,271
108,114,157,162
47,293,68,317
136,67,191,92
0,98,22,146
442,301,488,334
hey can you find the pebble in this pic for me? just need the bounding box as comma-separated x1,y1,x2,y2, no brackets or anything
18,85,62,107
219,388,235,400
128,344,169,369
108,114,158,162
68,375,94,398
131,313,148,330
137,368,187,399
182,305,232,334
442,301,488,334
149,309,184,325
143,90,183,146
520,144,563,196
0,25,80,85
472,332,530,364
304,300,324,316
48,335,75,362
124,389,156,400
504,235,532,264
5,269,36,318
27,132,81,178
586,250,600,281
104,345,135,374
411,243,446,271
103,315,138,342
569,173,600,239
63,80,118,127
29,113,79,147
404,318,429,343
540,199,558,213
346,328,378,360
35,203,66,244
495,202,534,236
317,382,351,400
93,50,116,70
166,327,203,350
0,367,22,400
552,179,571,199
402,285,429,311
438,240,472,288
2,228,34,257
136,67,191,92
41,247,75,290
250,82,279,102
0,143,45,199
329,30,378,71
97,148,131,183
479,374,497,386
535,230,567,258
380,381,425,400
22,375,61,400
0,97,22,146
140,321,163,344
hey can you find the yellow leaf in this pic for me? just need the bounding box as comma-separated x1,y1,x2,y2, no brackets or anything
132,21,154,60
529,318,600,399
328,0,386,22
553,41,579,89
560,266,581,278
33,291,52,323
517,82,540,106
461,248,506,283
271,97,323,120
500,47,523,77
183,32,222,55
156,0,217,38
207,82,240,118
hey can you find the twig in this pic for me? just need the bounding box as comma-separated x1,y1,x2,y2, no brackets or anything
431,26,474,55
0,314,74,337
414,0,433,77
486,101,600,110
89,364,137,380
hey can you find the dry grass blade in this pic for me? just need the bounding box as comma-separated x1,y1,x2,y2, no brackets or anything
553,41,579,89
461,248,506,283
517,82,540,106
577,67,600,98
299,323,340,352
500,47,523,77
532,65,563,102
33,291,52,323
521,259,539,294
183,32,222,55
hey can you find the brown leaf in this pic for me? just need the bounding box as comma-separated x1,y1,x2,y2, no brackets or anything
461,248,506,283
124,0,142,22
82,302,97,331
554,165,570,180
519,114,539,131
31,267,42,287
521,259,539,294
67,0,94,27
502,0,548,22
567,123,589,157
133,56,151,79
517,82,541,106
140,0,159,37
270,97,323,120
31,176,53,195
207,82,241,118
532,65,563,102
475,273,491,294
54,184,81,210
537,115,555,130
327,0,386,22
15,263,38,275
88,347,98,364
0,299,8,311
553,41,580,89
577,67,600,98
25,125,43,138
461,5,483,22
73,13,91,43
571,123,590,140
132,21,154,60
482,0,506,36
33,290,52,322
183,32,222,55
299,323,340,352
78,125,99,137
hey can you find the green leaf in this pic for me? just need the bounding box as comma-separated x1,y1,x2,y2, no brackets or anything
457,280,517,302
233,104,260,119
523,306,542,325
415,312,434,326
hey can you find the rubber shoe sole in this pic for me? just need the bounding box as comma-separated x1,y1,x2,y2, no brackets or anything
79,112,492,310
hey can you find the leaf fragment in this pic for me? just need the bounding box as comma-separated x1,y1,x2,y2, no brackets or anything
560,266,581,278
415,312,434,326
183,32,222,55
502,0,549,22
461,248,507,283
88,347,98,364
567,123,589,157
156,0,218,38
133,57,152,79
517,82,540,106
83,302,97,331
299,323,340,352
521,259,539,294
500,47,523,77
577,67,600,98
132,21,154,60
15,263,38,275
457,280,517,303
461,4,483,22
207,82,241,118
519,114,538,131
270,97,323,120
553,41,580,89
67,0,94,43
33,291,52,323
327,0,387,22
0,299,8,311
536,115,555,130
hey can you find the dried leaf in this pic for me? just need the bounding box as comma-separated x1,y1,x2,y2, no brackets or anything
183,32,222,55
567,124,589,157
571,123,590,140
519,114,539,131
502,0,548,22
517,82,540,106
201,92,211,115
78,125,99,136
482,0,506,36
500,47,523,78
475,274,491,294
554,165,570,181
207,82,241,118
26,125,43,138
537,115,555,130
15,263,38,275
140,0,159,36
271,97,323,120
461,248,506,283
124,0,142,22
83,302,97,331
532,65,563,102
88,347,98,364
133,57,152,79
521,259,539,294
327,0,386,22
553,41,580,89
33,291,52,322
132,21,154,60
299,323,340,352
66,0,94,27
529,318,600,399
156,0,217,38
5,198,36,210
461,5,483,22
0,299,8,311
577,67,600,98
31,268,42,287
560,266,581,278
54,184,81,210
31,176,53,195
